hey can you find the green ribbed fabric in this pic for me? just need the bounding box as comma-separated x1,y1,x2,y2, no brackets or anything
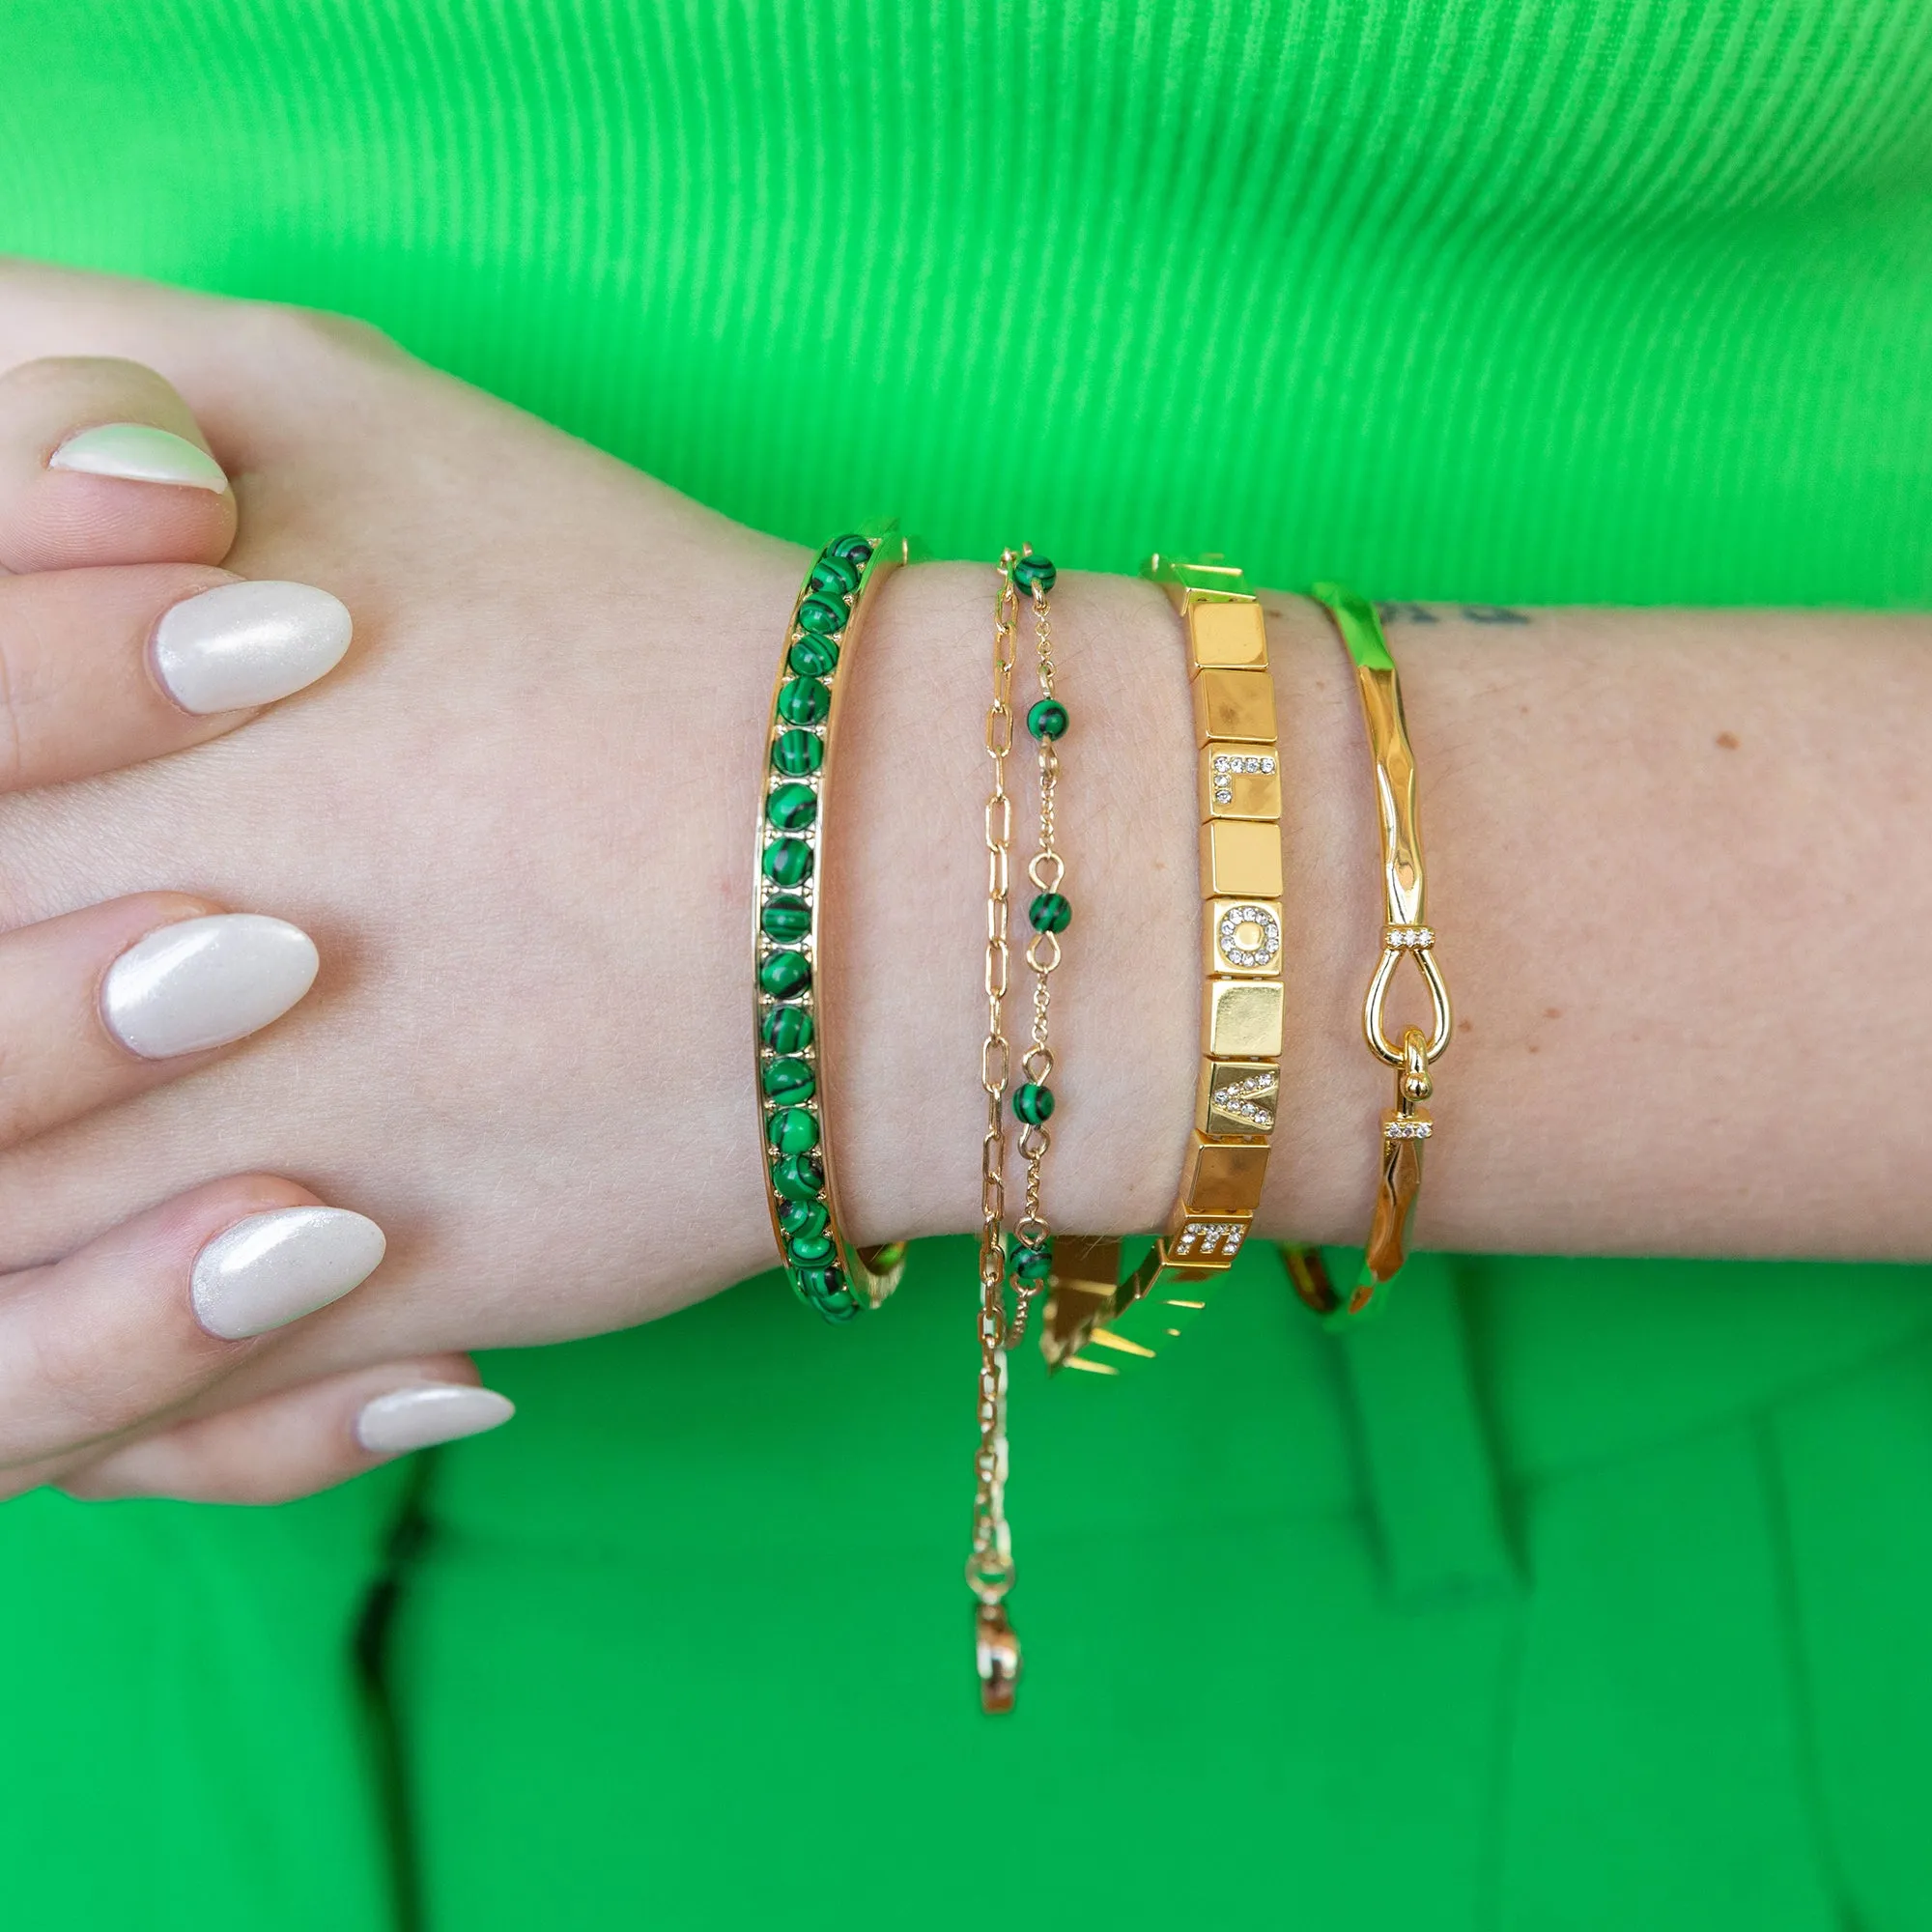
1,4,1929,1928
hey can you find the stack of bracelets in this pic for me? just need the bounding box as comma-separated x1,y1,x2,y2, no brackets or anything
751,538,1451,1712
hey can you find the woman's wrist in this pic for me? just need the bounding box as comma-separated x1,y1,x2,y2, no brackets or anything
816,559,1379,1257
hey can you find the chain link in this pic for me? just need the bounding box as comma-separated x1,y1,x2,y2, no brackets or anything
969,554,1020,1640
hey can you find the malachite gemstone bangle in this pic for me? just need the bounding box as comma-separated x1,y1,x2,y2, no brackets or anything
753,524,911,1322
1039,554,1285,1376
1281,583,1452,1322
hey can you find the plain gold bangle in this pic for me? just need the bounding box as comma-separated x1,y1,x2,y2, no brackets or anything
1283,582,1451,1321
1040,554,1285,1375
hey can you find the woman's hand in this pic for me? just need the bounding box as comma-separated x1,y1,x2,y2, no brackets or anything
0,260,845,1501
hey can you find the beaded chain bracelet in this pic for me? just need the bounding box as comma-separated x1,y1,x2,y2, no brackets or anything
967,549,1030,1712
1007,545,1069,1340
1040,554,1286,1375
753,526,911,1322
1282,583,1451,1321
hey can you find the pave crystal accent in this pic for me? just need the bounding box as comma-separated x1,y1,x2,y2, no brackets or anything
1217,901,1282,969
1171,1220,1248,1259
1212,1069,1277,1131
1384,1119,1434,1140
1384,924,1435,949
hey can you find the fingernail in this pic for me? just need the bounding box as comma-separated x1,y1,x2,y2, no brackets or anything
192,1207,386,1341
355,1385,516,1456
101,913,320,1060
152,580,354,715
48,422,228,494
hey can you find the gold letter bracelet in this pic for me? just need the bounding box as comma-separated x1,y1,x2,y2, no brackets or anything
1040,554,1286,1374
753,525,910,1322
1282,583,1451,1321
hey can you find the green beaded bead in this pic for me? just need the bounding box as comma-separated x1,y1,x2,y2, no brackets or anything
1013,554,1057,599
771,1151,824,1202
793,1264,857,1321
761,1056,816,1103
758,949,811,998
779,1197,828,1239
809,553,861,597
762,1004,815,1054
760,895,811,940
1009,1242,1054,1288
772,727,825,776
796,594,848,637
1028,891,1071,933
788,633,839,677
766,781,818,831
762,838,812,887
828,534,874,566
767,1106,820,1155
1026,697,1068,740
778,676,831,725
786,1230,836,1265
1012,1082,1055,1125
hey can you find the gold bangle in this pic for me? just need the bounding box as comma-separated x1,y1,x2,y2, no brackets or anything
1040,554,1285,1374
1284,583,1451,1320
753,524,911,1321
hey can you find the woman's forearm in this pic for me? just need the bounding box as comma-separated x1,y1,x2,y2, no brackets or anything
834,567,1932,1264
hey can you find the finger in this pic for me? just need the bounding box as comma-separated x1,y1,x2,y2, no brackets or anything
0,355,237,572
0,895,319,1149
0,563,353,790
0,1175,388,1477
59,1357,514,1505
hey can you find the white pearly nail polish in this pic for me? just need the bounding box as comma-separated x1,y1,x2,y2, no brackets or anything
48,422,228,493
192,1207,386,1341
152,580,354,715
355,1385,516,1456
101,913,320,1060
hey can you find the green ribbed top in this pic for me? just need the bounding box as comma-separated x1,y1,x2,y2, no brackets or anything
2,7,1931,1930
6,1,1931,604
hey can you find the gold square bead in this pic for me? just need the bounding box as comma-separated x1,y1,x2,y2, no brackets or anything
1205,977,1285,1058
1200,741,1282,821
1196,1059,1282,1137
1177,1134,1271,1213
1205,896,1285,978
1200,818,1283,898
1192,668,1277,745
1185,596,1267,670
1160,1201,1255,1268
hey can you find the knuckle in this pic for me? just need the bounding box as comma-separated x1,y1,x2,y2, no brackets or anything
248,299,405,369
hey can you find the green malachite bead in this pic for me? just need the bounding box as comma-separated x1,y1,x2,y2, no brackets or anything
1028,891,1071,933
778,676,831,725
760,895,811,940
779,1197,828,1238
828,534,874,566
809,553,861,597
771,1151,824,1202
788,633,839,677
762,838,813,886
1013,554,1057,599
772,727,825,776
758,949,811,998
1012,1082,1055,1125
796,594,848,637
786,1230,836,1265
1026,697,1068,740
792,1264,857,1321
766,781,818,831
1009,1243,1054,1287
761,1056,815,1102
767,1106,820,1154
762,1004,815,1054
